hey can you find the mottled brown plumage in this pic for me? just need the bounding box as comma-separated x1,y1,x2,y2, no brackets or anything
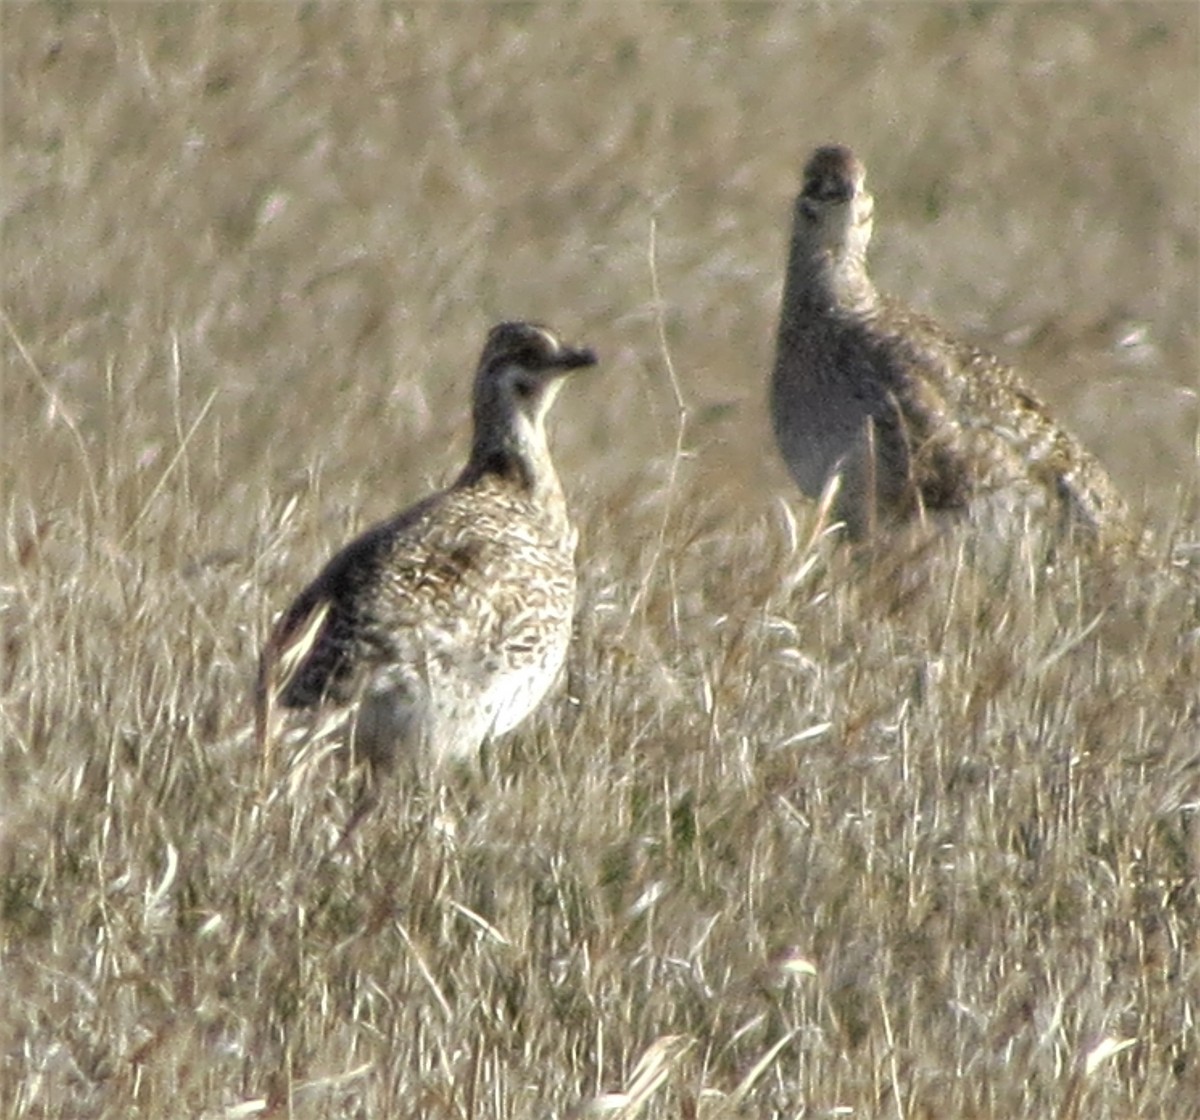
771,144,1133,548
256,321,597,791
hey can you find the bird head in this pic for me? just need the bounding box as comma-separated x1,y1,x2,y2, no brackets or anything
795,144,874,259
476,321,598,423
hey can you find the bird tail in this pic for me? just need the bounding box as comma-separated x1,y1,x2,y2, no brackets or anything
255,599,332,788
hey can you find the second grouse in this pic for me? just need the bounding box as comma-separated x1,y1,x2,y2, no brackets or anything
770,144,1132,549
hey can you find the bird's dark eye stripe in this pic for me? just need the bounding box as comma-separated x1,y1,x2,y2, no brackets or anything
513,343,557,367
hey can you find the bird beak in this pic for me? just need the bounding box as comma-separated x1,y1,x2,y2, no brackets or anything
554,345,598,372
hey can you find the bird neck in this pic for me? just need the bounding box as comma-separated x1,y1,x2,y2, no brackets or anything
459,407,566,507
779,215,878,325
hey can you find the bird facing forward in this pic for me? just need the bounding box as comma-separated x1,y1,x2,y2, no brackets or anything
770,144,1133,550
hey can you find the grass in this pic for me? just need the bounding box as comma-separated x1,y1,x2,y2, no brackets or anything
2,4,1198,1118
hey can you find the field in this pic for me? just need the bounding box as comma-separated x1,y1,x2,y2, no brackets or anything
2,4,1199,1117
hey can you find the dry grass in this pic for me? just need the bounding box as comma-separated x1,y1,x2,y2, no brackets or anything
3,4,1199,1118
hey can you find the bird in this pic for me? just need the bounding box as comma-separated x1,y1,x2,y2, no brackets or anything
255,321,597,819
770,143,1134,549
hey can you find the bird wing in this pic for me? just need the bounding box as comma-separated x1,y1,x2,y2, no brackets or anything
256,492,450,715
874,298,1131,541
258,483,572,717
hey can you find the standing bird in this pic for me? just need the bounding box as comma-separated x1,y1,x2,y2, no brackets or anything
770,144,1133,548
256,321,597,815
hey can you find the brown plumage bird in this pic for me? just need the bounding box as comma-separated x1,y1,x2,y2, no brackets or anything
770,144,1133,548
256,321,597,805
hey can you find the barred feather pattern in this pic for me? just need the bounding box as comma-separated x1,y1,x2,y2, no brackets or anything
256,321,592,774
771,144,1134,551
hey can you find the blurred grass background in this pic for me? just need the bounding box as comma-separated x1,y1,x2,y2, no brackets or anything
5,3,1197,520
2,4,1198,1118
